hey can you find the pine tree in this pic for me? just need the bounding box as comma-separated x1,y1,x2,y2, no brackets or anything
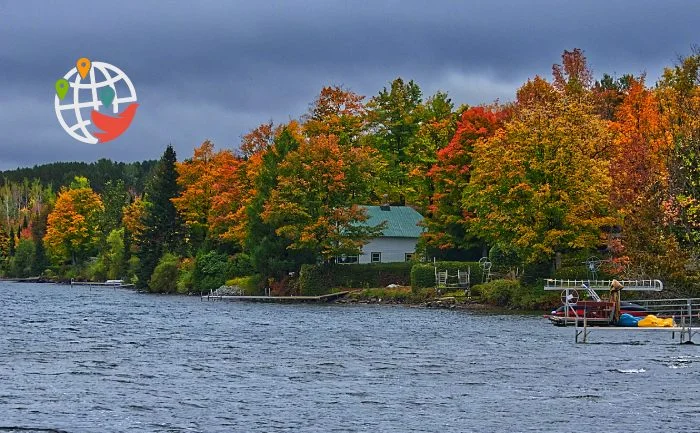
136,145,182,289
30,208,50,275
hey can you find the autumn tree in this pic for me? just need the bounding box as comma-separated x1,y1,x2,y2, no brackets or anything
466,98,614,268
44,176,104,266
657,50,700,257
404,91,458,212
606,78,681,278
262,134,383,261
245,124,312,279
173,140,249,251
240,121,279,158
303,86,367,146
423,105,509,258
552,48,593,97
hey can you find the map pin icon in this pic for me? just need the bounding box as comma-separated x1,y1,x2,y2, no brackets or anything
98,86,115,109
55,78,69,100
76,58,91,79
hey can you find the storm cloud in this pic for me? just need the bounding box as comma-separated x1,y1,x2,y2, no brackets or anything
0,0,697,169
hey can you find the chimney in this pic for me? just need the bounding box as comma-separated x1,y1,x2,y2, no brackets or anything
380,194,390,211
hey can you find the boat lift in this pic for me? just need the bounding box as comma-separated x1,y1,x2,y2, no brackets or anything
544,279,699,344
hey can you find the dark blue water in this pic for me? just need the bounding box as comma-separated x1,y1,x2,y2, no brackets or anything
1,282,698,432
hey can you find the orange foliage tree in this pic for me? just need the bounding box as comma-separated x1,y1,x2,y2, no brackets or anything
262,134,382,260
172,140,249,249
44,177,104,265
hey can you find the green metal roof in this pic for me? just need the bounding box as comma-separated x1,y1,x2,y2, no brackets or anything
362,205,424,238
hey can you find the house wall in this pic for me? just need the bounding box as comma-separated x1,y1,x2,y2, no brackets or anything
358,237,417,264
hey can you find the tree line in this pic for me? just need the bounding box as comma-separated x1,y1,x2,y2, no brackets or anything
1,48,698,294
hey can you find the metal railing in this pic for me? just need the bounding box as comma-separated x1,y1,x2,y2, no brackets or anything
544,279,663,292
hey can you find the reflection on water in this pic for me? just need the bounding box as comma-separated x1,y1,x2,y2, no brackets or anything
1,282,698,432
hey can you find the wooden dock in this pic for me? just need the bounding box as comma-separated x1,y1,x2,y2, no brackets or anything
70,280,136,289
201,291,350,303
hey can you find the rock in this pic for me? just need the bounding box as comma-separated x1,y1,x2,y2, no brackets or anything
211,285,244,296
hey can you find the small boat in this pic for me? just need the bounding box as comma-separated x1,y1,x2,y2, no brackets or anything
545,301,653,326
542,279,664,327
105,279,125,286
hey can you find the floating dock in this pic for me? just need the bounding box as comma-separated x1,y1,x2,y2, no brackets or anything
201,291,350,303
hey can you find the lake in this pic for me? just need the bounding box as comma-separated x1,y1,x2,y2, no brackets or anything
0,282,698,432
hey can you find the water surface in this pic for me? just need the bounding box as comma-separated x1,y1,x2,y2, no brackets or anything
1,282,698,432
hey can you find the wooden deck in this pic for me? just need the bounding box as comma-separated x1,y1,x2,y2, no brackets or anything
201,291,350,303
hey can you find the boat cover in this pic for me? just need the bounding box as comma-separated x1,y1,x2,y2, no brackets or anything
637,315,675,327
618,313,640,327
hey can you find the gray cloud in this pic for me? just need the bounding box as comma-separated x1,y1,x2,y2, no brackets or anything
0,0,698,169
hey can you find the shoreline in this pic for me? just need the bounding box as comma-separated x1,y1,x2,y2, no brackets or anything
1,278,545,314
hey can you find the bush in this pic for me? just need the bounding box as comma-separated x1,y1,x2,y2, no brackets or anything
149,253,179,293
472,279,521,307
192,251,230,292
347,287,437,303
410,261,484,290
177,257,195,294
471,279,559,309
298,262,413,296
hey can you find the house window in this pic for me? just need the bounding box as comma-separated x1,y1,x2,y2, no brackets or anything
337,255,359,264
371,252,381,263
405,253,414,262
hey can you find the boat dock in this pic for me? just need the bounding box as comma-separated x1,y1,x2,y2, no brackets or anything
545,279,699,344
201,291,350,303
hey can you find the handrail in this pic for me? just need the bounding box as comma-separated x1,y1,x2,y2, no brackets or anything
544,278,663,291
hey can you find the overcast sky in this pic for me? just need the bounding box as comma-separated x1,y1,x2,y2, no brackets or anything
0,0,698,170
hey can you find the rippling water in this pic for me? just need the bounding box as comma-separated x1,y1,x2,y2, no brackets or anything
1,282,698,432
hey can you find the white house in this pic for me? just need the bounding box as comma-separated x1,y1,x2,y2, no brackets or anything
337,205,425,264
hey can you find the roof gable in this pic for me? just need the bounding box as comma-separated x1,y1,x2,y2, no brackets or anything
362,205,424,238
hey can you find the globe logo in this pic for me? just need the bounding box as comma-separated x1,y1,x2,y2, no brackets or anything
54,58,138,144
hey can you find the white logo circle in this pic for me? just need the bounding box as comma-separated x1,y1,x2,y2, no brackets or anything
54,61,138,144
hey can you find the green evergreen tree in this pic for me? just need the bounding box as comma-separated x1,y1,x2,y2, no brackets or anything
136,145,182,289
100,180,129,239
30,207,50,275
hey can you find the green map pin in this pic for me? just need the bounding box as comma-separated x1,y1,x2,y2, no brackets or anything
55,78,69,100
98,86,115,109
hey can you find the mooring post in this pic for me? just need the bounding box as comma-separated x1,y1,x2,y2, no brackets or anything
687,299,693,343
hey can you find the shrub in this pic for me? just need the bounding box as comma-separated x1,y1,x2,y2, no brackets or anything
298,262,413,296
192,251,230,292
410,261,484,291
474,279,521,307
472,279,559,309
177,257,195,294
149,253,179,293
